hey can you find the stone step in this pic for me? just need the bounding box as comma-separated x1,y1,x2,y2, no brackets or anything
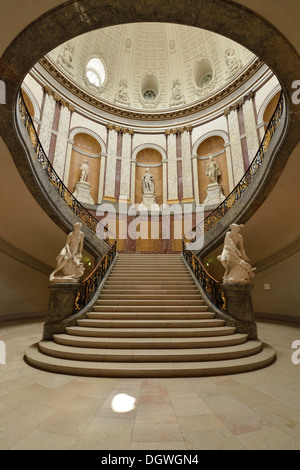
98,294,202,301
86,312,214,320
38,340,263,363
25,343,276,378
105,280,196,286
92,305,209,312
101,289,200,295
65,325,236,338
77,318,224,328
96,299,205,306
53,333,249,349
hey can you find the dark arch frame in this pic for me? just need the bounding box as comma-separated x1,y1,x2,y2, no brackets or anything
0,0,299,247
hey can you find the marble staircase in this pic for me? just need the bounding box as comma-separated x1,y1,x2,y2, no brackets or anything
25,254,276,377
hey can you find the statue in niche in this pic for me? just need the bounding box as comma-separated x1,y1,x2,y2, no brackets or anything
205,155,221,184
57,43,74,76
50,222,85,283
142,168,155,194
225,48,242,78
116,79,129,104
217,224,256,284
79,160,90,183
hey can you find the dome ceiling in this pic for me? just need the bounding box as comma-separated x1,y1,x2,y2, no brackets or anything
46,22,256,112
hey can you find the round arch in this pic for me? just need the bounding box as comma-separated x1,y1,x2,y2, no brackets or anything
192,130,229,156
1,0,299,247
69,127,106,154
132,143,166,162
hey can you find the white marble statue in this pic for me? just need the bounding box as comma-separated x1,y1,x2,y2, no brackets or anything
205,155,221,184
217,224,256,284
225,48,242,78
57,43,74,76
142,168,155,194
79,160,90,183
50,222,85,283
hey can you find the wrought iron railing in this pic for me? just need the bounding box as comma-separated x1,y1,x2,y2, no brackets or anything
182,241,227,313
186,92,284,241
75,240,117,312
18,91,115,243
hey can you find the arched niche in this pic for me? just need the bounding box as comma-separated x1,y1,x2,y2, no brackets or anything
135,148,163,205
263,91,282,131
21,89,35,118
68,133,101,204
197,136,229,205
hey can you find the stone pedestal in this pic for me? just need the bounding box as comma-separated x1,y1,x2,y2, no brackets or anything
141,192,159,210
204,183,225,210
73,181,94,205
43,283,81,340
222,284,258,339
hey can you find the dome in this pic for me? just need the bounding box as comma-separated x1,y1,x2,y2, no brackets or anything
45,22,256,113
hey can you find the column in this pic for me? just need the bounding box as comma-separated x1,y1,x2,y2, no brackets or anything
104,128,118,201
97,154,107,204
39,92,56,156
167,133,178,202
227,109,245,184
63,139,73,186
181,130,194,201
119,132,132,201
53,106,71,179
225,143,234,191
243,98,260,164
162,160,167,205
192,156,200,204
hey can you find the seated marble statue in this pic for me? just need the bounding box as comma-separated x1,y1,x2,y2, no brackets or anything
50,222,85,282
217,224,256,284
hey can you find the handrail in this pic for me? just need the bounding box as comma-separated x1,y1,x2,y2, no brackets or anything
185,92,284,242
18,91,116,243
75,240,117,312
182,241,227,313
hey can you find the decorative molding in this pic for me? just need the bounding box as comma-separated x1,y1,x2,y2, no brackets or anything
106,123,134,135
39,57,264,121
165,125,192,135
224,90,255,115
44,85,75,112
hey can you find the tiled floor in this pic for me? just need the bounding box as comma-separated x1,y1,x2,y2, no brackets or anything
0,318,300,450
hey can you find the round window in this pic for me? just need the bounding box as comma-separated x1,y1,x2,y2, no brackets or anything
86,58,106,87
143,89,157,101
200,73,213,89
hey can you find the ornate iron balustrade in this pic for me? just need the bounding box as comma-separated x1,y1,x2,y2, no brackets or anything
186,92,284,241
182,241,227,313
18,91,115,244
75,240,117,312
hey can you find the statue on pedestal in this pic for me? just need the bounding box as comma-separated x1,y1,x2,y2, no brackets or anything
217,224,256,284
50,222,85,283
204,155,225,208
205,155,220,184
80,160,90,183
73,159,94,205
141,168,158,210
142,168,155,193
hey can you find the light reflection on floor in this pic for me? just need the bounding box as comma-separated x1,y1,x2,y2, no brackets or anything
111,393,136,413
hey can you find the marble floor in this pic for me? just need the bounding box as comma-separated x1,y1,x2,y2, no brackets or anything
0,318,300,450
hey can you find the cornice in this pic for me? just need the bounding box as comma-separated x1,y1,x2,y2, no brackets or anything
39,56,264,121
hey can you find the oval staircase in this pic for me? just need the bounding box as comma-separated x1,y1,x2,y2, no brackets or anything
25,254,276,377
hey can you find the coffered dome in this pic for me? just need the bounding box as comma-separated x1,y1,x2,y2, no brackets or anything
46,22,255,112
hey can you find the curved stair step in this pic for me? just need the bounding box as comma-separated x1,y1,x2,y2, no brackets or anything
77,318,225,328
92,306,209,312
65,325,236,338
86,311,215,320
25,343,276,378
53,333,249,349
38,340,263,363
